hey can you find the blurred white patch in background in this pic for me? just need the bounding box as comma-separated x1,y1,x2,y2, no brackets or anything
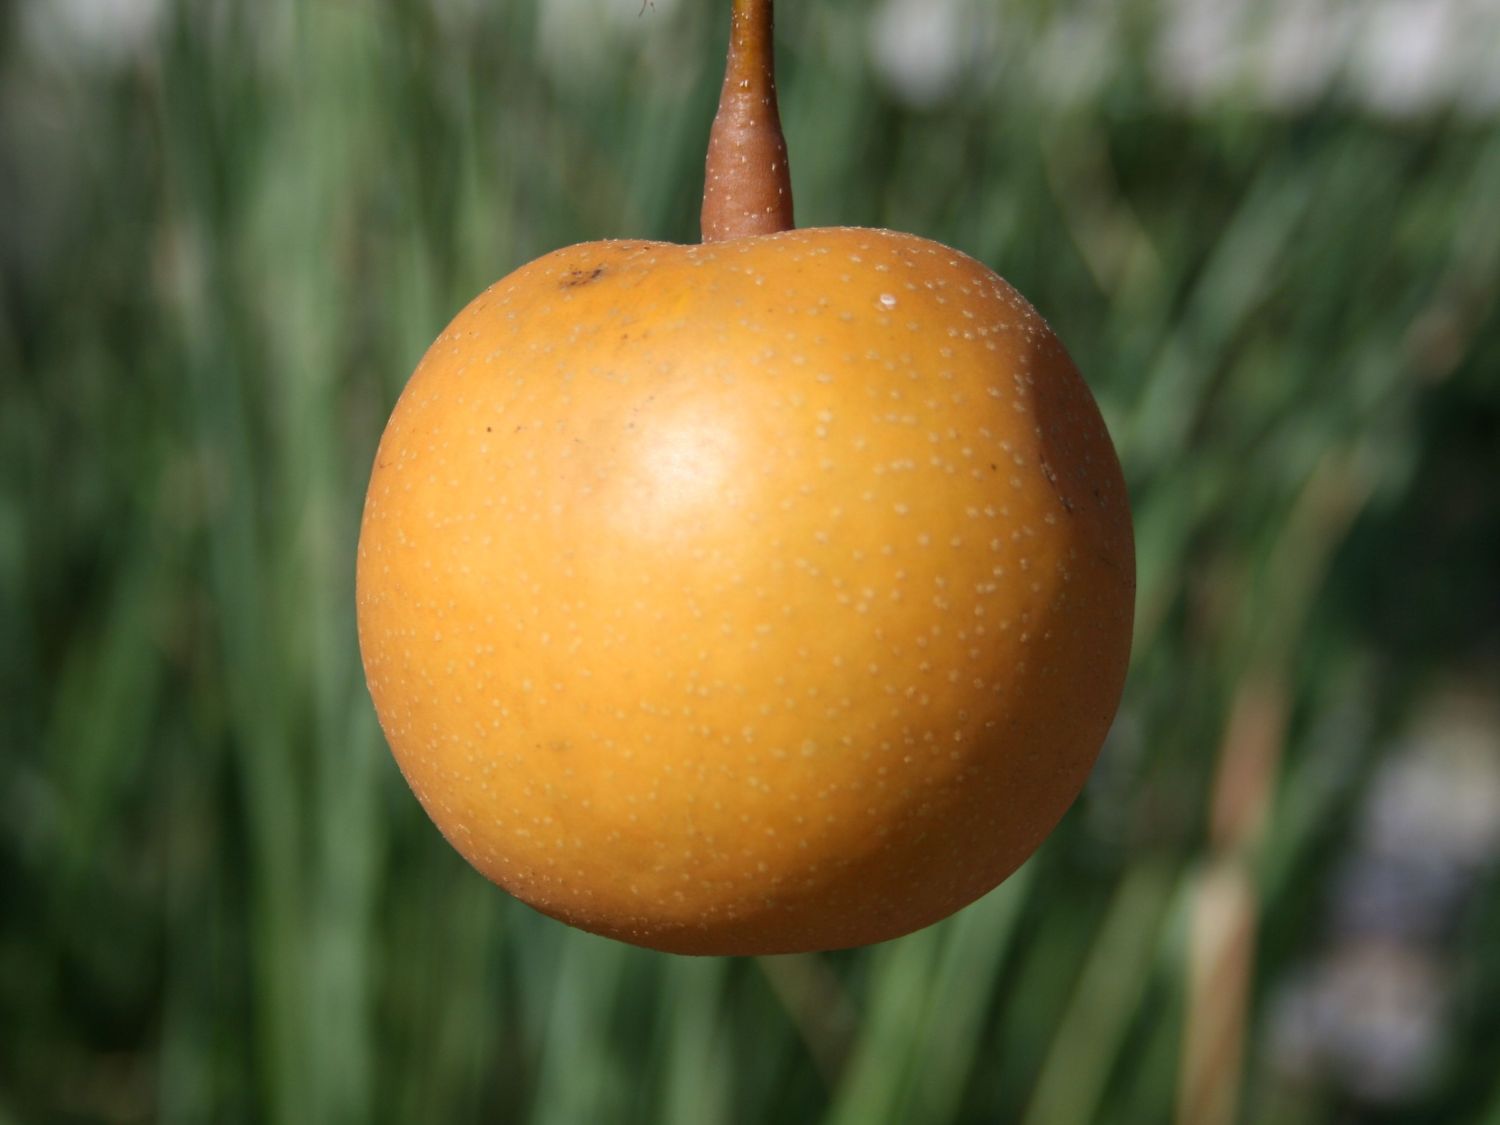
1270,942,1447,1103
21,0,164,69
1352,0,1463,115
866,0,1500,115
18,0,1500,119
1255,0,1357,112
1363,702,1500,869
1267,679,1500,1105
869,0,965,107
1156,0,1500,115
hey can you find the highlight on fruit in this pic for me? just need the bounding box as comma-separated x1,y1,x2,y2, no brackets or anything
355,0,1135,956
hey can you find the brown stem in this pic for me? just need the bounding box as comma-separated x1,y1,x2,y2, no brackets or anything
700,0,795,242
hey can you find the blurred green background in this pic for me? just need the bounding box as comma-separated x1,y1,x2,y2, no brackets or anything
3,0,1499,1122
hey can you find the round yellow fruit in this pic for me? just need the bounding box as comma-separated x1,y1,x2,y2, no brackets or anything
356,226,1134,954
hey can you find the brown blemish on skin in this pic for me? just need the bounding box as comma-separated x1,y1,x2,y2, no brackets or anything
562,266,606,288
1039,457,1075,513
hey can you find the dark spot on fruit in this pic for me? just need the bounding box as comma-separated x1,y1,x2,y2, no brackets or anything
1040,458,1075,513
562,266,606,288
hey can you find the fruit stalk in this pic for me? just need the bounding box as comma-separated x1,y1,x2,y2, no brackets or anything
701,0,795,242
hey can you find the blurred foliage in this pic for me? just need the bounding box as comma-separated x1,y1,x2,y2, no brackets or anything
2,1,1498,1123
